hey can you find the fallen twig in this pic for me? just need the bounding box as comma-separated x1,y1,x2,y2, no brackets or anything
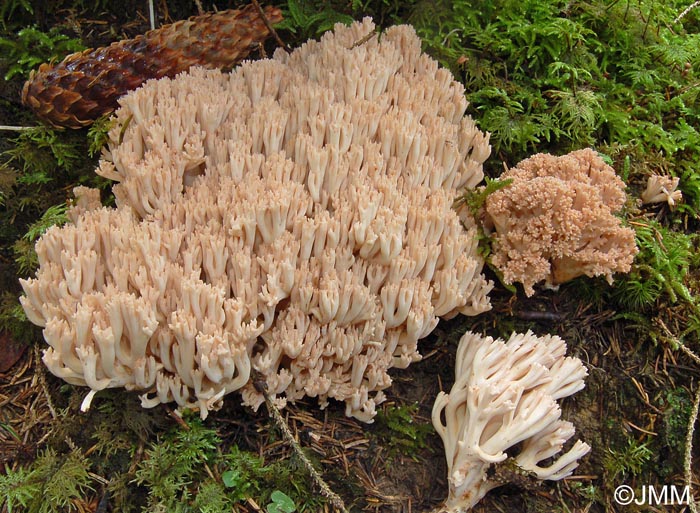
250,0,290,53
349,30,377,49
685,383,700,513
675,0,700,23
667,337,700,512
148,0,156,30
0,125,38,131
678,340,700,366
254,373,350,513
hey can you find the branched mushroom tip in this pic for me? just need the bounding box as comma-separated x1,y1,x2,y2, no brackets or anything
20,18,493,422
432,330,591,512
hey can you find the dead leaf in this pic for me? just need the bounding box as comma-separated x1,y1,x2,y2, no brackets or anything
0,330,28,373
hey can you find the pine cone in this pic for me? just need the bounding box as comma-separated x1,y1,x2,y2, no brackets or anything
22,5,283,129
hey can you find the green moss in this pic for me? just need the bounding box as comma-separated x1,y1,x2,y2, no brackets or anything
659,388,693,456
603,437,653,482
276,0,355,39
613,220,696,311
0,464,40,513
0,290,33,342
0,26,84,80
407,0,700,173
372,403,432,460
1,448,94,513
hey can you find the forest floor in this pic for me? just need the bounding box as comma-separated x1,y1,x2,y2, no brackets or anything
1,1,699,513
3,274,697,512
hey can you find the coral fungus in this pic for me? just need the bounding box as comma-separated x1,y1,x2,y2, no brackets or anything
485,149,638,296
20,19,492,421
432,330,590,511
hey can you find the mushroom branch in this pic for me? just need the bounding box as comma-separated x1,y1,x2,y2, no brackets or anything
484,149,638,296
20,18,493,421
432,330,591,512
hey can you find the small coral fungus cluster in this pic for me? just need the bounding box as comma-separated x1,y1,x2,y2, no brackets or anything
484,149,638,296
19,15,642,513
20,18,493,423
432,330,591,511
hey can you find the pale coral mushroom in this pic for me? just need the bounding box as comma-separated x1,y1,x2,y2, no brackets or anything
641,174,682,208
484,149,638,296
20,19,493,421
432,330,591,512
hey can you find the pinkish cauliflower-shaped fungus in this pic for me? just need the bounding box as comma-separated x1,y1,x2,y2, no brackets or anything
20,19,493,422
484,149,638,296
432,330,591,512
